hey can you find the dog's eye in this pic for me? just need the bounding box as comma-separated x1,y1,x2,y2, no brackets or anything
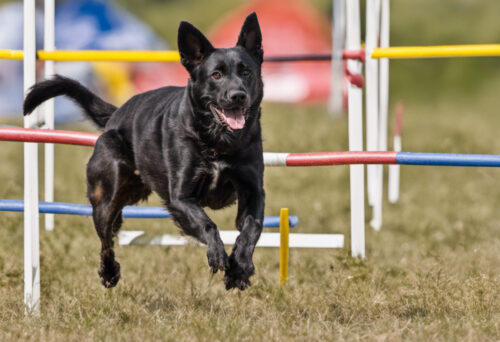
242,69,251,77
211,71,222,80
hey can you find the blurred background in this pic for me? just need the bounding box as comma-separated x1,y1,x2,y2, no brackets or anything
0,0,499,122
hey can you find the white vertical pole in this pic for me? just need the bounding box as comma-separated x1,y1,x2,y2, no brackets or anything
379,0,390,153
23,0,40,315
376,0,390,219
388,135,401,203
370,0,389,231
389,101,403,203
328,0,345,116
365,0,381,230
346,0,365,259
44,0,55,231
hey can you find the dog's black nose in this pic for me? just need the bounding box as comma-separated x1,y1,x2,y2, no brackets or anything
229,90,247,105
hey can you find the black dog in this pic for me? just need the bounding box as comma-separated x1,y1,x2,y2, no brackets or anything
23,13,265,291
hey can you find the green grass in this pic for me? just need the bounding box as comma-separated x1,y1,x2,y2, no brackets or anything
0,81,499,340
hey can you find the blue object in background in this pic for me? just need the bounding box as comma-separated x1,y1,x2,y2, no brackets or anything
55,0,165,50
0,0,167,123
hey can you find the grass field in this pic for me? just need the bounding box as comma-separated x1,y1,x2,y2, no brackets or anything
0,77,499,340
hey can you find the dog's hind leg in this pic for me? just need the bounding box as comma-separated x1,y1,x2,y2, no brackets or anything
91,197,125,288
87,130,151,288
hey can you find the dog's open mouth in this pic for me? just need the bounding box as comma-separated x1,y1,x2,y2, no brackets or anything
210,104,246,130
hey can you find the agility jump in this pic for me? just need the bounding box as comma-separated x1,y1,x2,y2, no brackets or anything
3,127,500,168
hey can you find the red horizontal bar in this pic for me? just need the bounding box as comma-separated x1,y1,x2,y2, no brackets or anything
286,151,397,166
0,127,98,146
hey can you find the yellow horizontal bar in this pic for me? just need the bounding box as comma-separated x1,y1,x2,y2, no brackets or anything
372,44,500,59
0,49,181,62
39,50,181,62
2,45,499,62
0,49,25,60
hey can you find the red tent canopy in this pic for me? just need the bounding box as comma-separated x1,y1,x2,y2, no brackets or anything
133,0,342,103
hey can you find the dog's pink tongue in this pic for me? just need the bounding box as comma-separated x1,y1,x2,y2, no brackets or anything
224,109,245,130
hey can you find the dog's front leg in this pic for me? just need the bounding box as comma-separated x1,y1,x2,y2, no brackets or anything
165,147,229,273
224,169,265,290
168,195,228,274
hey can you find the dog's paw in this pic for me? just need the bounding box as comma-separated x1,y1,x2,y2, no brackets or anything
98,259,121,288
224,274,251,291
224,253,254,291
206,243,229,274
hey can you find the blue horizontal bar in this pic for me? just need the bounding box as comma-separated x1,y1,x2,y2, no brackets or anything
263,215,299,228
396,152,500,167
0,199,297,227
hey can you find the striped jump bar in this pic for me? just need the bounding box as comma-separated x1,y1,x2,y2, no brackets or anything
1,127,500,167
264,151,500,167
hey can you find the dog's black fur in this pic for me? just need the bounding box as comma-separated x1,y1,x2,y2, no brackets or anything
23,13,265,290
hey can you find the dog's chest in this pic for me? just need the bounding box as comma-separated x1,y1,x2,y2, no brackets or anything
196,160,236,209
208,161,229,190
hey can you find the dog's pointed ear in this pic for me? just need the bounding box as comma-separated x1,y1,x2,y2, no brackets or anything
178,21,214,73
236,12,263,64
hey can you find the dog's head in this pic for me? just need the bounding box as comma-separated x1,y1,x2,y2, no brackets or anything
178,12,263,137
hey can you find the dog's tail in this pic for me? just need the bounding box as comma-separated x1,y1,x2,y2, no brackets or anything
23,75,117,128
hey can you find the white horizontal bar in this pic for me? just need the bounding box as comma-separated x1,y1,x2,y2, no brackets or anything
118,230,344,249
263,152,289,166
